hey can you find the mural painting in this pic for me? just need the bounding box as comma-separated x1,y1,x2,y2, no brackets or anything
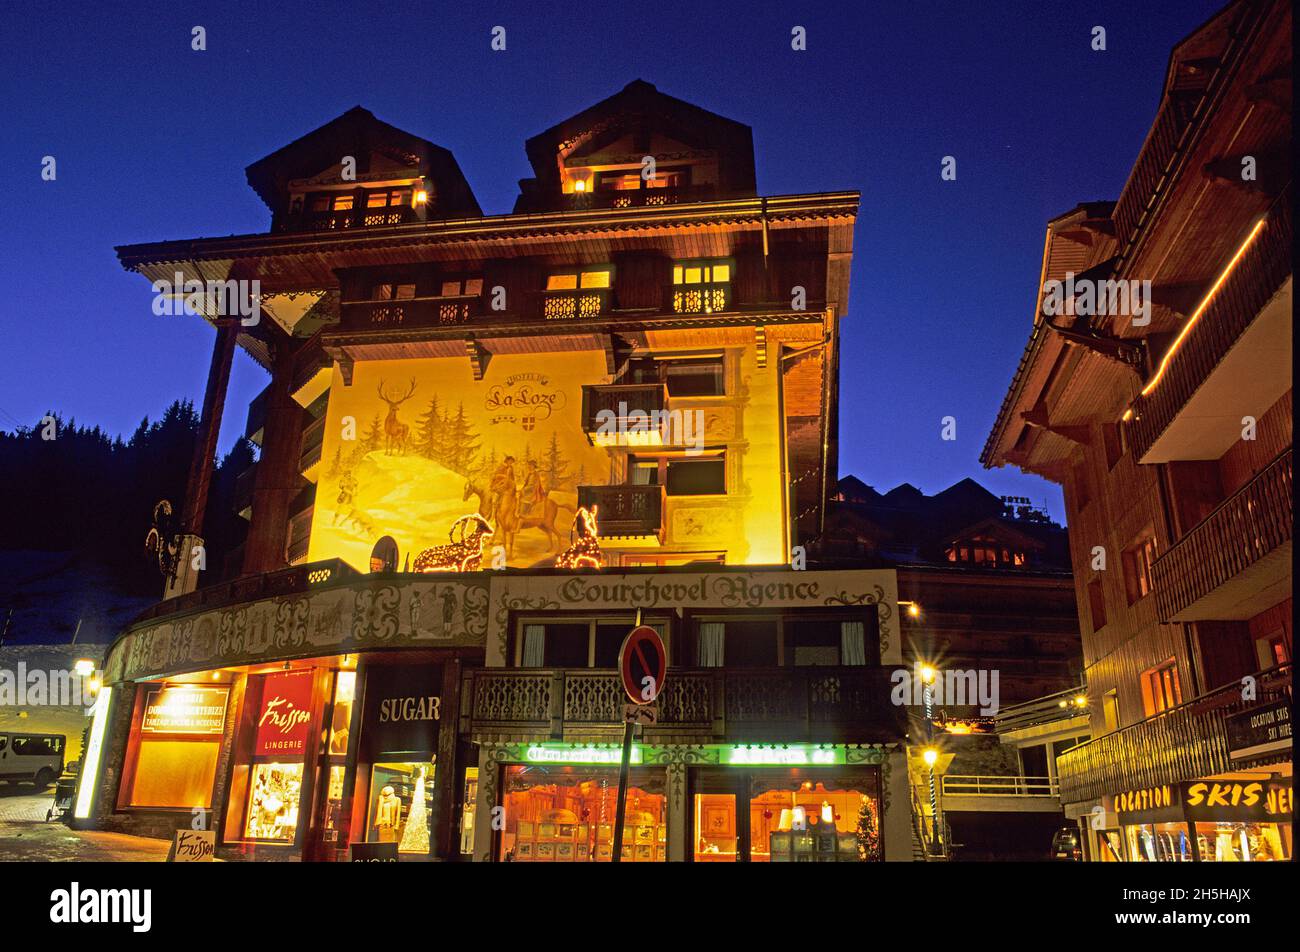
309,354,612,571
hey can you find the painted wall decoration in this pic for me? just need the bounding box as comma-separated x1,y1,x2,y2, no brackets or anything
310,354,613,571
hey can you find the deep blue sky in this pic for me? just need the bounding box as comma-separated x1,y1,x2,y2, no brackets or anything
2,0,1225,522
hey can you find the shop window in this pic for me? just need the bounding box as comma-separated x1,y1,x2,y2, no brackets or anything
1127,823,1194,862
749,774,881,862
499,764,666,862
227,670,316,844
367,760,437,852
1195,821,1291,861
1140,659,1182,716
1087,578,1107,632
460,767,479,855
124,683,229,810
1122,533,1157,605
244,763,304,842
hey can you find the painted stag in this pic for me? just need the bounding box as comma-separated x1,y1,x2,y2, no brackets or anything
378,377,417,455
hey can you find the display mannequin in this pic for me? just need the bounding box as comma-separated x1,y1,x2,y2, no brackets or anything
375,784,403,842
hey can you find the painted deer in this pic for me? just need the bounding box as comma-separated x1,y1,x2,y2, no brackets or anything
413,514,495,572
378,377,417,455
555,505,603,570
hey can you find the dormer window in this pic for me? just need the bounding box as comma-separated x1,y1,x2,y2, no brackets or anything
673,260,731,314
365,188,411,208
543,267,612,320
945,535,1028,567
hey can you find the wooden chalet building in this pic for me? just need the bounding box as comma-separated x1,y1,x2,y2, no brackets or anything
76,81,922,863
983,0,1292,862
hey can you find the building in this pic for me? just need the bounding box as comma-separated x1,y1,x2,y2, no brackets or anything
983,0,1292,862
76,81,920,862
821,475,1087,859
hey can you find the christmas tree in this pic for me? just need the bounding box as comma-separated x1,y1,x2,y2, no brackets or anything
398,766,430,853
855,797,880,861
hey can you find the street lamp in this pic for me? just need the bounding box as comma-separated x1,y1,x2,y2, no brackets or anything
919,663,940,856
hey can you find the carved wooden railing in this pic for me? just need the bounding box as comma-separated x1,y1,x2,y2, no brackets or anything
1127,192,1291,462
1152,448,1292,622
278,204,422,232
560,185,717,211
576,484,666,539
341,295,481,330
467,666,906,742
580,383,669,434
1056,664,1291,805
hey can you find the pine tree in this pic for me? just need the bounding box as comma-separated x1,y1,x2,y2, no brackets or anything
443,401,481,476
362,413,384,453
543,432,570,493
414,397,443,460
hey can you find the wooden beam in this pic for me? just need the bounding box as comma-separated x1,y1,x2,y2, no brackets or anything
1044,321,1145,373
755,326,768,368
465,338,488,380
1020,403,1092,446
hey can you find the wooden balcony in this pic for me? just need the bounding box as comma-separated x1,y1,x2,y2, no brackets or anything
1127,193,1292,463
277,205,422,233
298,415,326,476
233,462,256,519
466,666,906,744
1153,448,1292,622
560,185,717,212
245,384,269,446
537,287,608,321
576,484,665,541
1056,665,1291,806
580,383,668,438
341,295,480,330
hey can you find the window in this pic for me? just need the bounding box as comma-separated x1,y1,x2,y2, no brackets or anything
1256,631,1291,669
664,358,724,396
372,282,416,301
1087,578,1107,632
365,188,411,208
1122,534,1158,605
673,260,731,314
546,268,611,290
596,166,688,192
1140,660,1182,716
666,455,725,496
310,193,354,213
439,278,483,297
515,617,668,668
722,620,779,667
1102,690,1119,732
11,735,63,757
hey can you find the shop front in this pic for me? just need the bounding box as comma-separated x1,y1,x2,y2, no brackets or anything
1109,776,1293,862
476,742,894,862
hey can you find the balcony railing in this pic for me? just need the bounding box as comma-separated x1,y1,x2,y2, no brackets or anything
233,463,257,518
278,205,422,232
538,287,608,321
560,185,716,211
993,685,1089,734
1112,94,1201,251
1056,664,1291,805
467,666,906,742
576,484,665,540
941,775,1060,798
299,415,326,473
341,295,480,330
129,558,358,625
1127,193,1292,462
672,284,730,315
580,383,669,435
1153,448,1292,622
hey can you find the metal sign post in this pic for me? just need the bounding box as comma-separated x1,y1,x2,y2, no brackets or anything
611,610,666,863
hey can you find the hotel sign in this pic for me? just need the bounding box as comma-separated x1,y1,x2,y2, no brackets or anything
1225,699,1292,761
142,686,229,736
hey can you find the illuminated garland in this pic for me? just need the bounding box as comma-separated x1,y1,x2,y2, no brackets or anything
413,514,494,572
555,506,604,570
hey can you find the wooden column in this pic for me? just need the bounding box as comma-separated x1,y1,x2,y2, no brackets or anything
242,343,305,575
165,318,239,598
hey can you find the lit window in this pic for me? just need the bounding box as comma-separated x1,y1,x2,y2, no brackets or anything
673,260,731,314
1122,534,1157,605
1140,660,1182,716
546,274,578,291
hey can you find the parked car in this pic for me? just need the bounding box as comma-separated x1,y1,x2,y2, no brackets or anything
0,732,66,789
1050,826,1083,861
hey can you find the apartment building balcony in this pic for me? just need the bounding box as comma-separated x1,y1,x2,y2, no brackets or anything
1153,448,1292,622
233,462,256,520
276,204,422,233
465,666,906,744
537,287,609,321
1056,664,1292,806
580,383,669,444
1127,195,1292,463
245,383,269,446
576,483,665,543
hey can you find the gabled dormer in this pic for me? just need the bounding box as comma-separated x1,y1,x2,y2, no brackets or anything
245,106,481,233
514,80,757,213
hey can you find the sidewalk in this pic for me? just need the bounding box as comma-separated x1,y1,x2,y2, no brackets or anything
0,796,170,862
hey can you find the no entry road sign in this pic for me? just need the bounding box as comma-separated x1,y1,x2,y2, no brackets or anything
618,625,666,704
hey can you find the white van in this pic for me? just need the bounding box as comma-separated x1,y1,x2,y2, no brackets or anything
0,732,66,788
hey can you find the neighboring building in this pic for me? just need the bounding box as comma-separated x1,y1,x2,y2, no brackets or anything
983,0,1292,862
78,82,919,862
820,475,1086,859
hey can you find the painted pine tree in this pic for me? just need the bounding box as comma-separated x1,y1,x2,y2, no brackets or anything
414,396,443,460
543,432,570,492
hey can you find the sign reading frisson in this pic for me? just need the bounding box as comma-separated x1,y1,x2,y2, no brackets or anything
141,686,229,735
